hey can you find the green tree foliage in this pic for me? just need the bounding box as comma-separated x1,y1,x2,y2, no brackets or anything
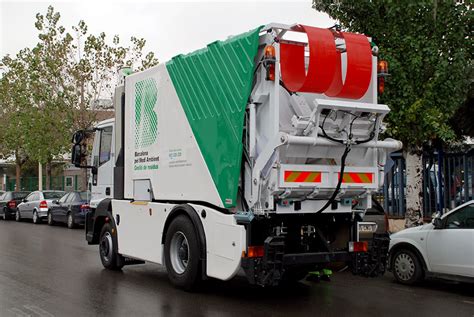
0,5,159,189
313,0,472,149
313,1,471,225
0,49,34,190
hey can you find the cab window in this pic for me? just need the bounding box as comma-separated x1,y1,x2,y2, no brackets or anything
445,204,474,229
99,126,113,166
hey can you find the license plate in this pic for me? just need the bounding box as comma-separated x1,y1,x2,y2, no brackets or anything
358,222,377,233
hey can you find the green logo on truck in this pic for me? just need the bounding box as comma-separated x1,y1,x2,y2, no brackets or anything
135,78,158,148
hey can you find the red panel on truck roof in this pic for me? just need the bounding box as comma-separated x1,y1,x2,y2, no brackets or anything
280,25,372,99
280,26,337,93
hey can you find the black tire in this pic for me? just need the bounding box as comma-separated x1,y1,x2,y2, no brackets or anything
15,210,21,222
2,208,8,221
32,210,41,224
392,249,424,285
67,212,75,229
47,212,54,226
164,215,201,291
99,222,124,270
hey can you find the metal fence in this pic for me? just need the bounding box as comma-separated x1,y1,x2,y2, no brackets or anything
5,176,79,192
381,149,474,217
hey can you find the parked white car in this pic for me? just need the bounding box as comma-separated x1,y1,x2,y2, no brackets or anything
388,201,474,284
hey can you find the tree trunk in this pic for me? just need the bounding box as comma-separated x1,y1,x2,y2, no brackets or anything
15,161,21,192
404,149,423,228
45,160,52,190
14,149,22,192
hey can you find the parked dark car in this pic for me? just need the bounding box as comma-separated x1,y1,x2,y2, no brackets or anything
0,191,30,220
16,190,66,224
363,198,389,234
48,191,90,228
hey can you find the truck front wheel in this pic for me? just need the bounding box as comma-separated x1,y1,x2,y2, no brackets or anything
99,223,124,271
164,215,201,290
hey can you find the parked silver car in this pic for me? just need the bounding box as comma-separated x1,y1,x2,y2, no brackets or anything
16,190,66,224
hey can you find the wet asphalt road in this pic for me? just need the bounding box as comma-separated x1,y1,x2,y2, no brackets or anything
0,220,473,317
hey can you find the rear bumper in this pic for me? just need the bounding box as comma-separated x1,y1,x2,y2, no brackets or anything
282,251,352,265
241,233,390,286
38,210,49,218
4,208,16,217
75,213,86,225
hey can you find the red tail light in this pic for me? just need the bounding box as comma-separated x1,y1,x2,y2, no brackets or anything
7,200,16,209
349,241,368,252
39,201,48,209
244,245,265,258
80,204,90,211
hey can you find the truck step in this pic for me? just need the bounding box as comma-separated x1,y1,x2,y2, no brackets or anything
123,257,145,266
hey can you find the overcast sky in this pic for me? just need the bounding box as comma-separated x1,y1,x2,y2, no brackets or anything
0,0,334,63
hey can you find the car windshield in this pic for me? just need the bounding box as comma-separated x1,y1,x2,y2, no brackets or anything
43,192,65,199
79,192,90,201
12,192,29,199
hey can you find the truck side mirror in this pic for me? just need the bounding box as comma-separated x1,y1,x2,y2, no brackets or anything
71,144,83,167
433,217,443,229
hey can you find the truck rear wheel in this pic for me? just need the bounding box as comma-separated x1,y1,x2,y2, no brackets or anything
99,223,124,271
164,215,201,291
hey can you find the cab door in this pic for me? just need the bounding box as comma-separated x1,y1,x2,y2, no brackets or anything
90,124,114,207
426,203,474,277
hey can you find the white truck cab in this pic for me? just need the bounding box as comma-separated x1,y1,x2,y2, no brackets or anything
89,118,115,209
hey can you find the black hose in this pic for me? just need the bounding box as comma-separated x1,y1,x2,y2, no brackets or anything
314,144,351,214
314,110,377,214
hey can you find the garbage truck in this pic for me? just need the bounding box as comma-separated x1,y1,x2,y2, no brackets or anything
71,23,401,289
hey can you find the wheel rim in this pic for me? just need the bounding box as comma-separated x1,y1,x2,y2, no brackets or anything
68,215,73,227
33,212,37,223
170,231,189,275
48,213,52,224
100,232,113,262
16,211,19,221
394,253,416,281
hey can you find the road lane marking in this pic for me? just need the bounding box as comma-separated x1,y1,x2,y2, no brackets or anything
23,305,54,317
391,286,414,293
8,307,31,317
